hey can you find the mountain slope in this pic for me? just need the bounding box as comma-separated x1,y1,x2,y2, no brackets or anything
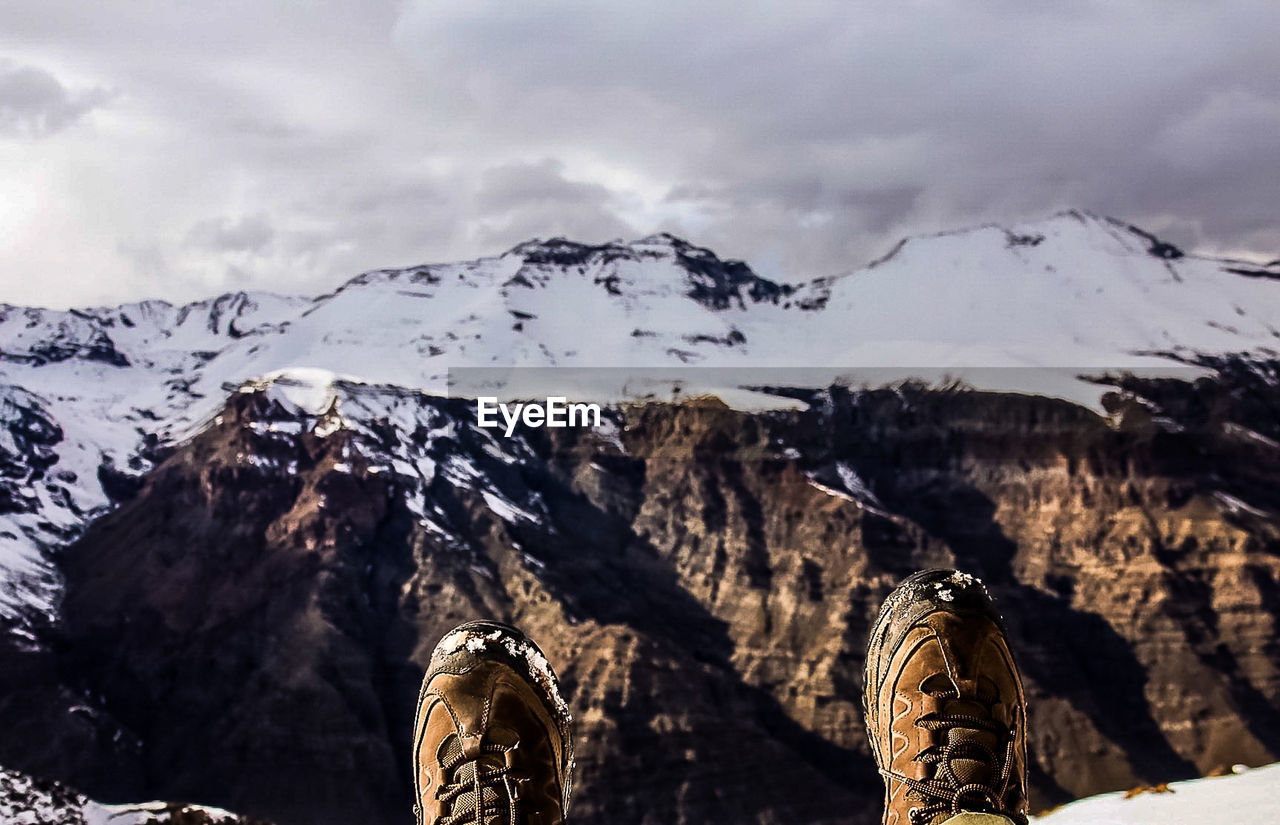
797,212,1280,367
0,213,1277,824
0,369,1276,825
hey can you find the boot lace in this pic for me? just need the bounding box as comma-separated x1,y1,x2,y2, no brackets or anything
435,737,522,825
882,692,1022,825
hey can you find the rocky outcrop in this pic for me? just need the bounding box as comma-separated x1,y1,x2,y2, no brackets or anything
1,364,1277,825
0,765,270,824
507,233,793,309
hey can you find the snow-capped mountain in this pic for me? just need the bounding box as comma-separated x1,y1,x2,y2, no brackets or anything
2,213,1278,825
1,210,1277,622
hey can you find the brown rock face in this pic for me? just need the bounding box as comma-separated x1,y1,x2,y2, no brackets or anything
3,365,1278,825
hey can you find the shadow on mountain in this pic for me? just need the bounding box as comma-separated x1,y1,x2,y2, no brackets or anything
498,449,880,825
841,419,1201,792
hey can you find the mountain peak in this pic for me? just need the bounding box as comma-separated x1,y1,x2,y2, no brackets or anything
864,210,1191,271
633,231,696,248
504,232,703,264
1026,210,1186,259
496,233,792,310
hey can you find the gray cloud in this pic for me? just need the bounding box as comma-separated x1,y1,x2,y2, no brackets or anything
1,1,1278,307
0,60,112,137
471,159,634,247
185,213,275,253
394,0,1280,269
477,159,615,212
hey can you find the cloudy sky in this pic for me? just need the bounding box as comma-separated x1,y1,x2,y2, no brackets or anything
2,1,1278,308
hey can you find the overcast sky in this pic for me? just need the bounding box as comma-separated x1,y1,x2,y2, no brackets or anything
2,1,1279,308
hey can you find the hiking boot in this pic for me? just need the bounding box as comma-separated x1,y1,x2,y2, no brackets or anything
863,570,1029,825
413,620,574,825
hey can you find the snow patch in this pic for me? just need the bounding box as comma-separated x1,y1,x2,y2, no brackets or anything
0,765,248,824
434,627,571,723
1036,762,1280,824
481,490,542,525
244,367,344,415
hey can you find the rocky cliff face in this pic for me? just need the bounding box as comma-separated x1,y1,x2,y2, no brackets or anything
2,363,1276,825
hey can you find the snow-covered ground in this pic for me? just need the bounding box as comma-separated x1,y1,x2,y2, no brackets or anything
1,210,1278,621
0,766,248,824
1036,763,1280,824
4,761,1278,825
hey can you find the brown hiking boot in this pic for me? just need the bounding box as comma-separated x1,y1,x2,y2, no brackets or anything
413,621,574,825
864,570,1029,825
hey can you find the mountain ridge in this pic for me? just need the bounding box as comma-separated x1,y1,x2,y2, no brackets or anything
2,211,1278,624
